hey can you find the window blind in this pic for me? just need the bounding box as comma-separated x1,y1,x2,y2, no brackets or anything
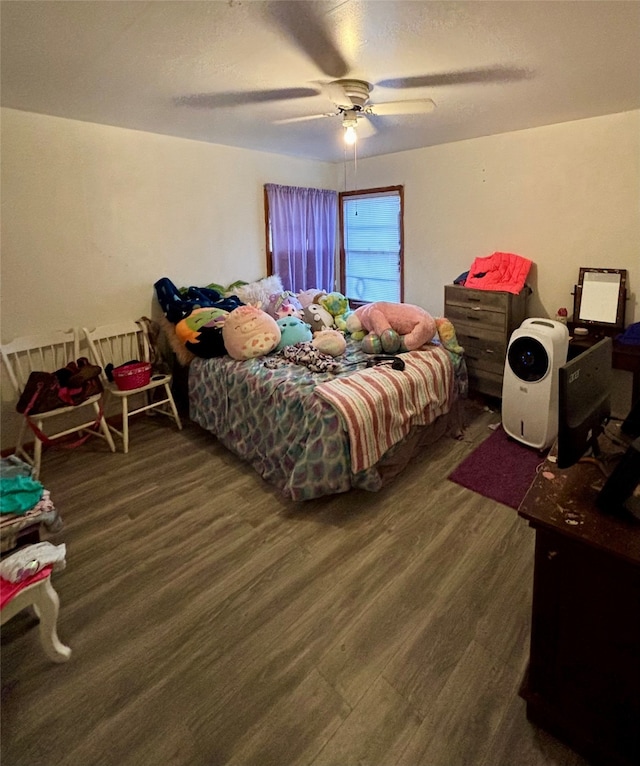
343,192,401,303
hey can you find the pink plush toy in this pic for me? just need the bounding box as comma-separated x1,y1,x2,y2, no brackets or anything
222,305,280,360
346,301,437,353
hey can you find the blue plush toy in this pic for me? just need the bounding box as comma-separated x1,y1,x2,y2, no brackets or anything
275,316,313,351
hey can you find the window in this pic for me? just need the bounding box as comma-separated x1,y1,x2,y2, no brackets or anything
339,186,404,304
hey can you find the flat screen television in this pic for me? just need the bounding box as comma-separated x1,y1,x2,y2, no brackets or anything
557,337,612,470
557,336,640,519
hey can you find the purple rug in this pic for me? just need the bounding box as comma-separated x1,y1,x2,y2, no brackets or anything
448,426,548,509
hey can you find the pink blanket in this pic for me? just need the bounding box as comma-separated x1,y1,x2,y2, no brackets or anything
464,251,532,294
0,565,53,609
315,345,454,473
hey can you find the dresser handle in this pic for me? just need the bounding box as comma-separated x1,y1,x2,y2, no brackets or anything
547,550,558,560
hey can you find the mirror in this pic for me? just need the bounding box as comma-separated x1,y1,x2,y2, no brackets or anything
573,268,627,332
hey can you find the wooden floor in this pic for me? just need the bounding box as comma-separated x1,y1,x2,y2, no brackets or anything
1,400,589,766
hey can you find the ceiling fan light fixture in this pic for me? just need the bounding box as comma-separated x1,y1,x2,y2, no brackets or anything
342,109,358,127
344,125,357,145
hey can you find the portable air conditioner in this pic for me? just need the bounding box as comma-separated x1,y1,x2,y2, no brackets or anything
502,318,570,449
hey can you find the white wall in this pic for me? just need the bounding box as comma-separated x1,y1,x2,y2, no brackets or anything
347,110,639,326
2,108,638,448
0,108,338,448
1,108,338,338
347,110,639,417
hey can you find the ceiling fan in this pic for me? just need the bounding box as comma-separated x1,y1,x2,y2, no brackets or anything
175,1,530,142
273,78,436,141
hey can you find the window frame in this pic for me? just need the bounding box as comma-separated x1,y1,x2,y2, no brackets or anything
338,185,404,306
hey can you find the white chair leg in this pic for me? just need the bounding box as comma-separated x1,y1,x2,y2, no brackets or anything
121,396,130,454
33,420,44,480
92,400,116,453
164,383,183,430
32,578,71,662
14,416,33,467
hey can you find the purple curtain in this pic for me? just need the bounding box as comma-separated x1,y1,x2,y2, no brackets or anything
265,184,337,293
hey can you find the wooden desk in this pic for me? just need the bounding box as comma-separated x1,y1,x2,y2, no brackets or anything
518,450,640,766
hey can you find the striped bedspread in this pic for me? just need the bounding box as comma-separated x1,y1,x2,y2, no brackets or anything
315,345,454,474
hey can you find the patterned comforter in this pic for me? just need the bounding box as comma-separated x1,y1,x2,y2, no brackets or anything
189,339,465,500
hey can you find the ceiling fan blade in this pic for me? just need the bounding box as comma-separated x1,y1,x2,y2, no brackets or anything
370,99,436,116
265,1,349,79
355,117,378,139
274,112,335,125
377,66,532,90
175,88,319,109
323,81,353,109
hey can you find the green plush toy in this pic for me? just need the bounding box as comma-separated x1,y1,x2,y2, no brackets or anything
319,291,353,333
435,317,464,355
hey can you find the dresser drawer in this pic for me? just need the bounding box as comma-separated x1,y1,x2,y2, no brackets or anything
456,324,505,352
458,332,506,376
467,368,504,398
444,285,510,312
446,304,507,332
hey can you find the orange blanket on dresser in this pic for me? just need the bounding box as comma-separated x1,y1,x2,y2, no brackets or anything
315,345,454,473
464,251,532,294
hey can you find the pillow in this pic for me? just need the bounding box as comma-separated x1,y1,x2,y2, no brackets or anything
232,275,284,308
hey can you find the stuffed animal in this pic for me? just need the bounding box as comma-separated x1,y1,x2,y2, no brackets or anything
275,316,313,351
222,305,280,360
319,291,353,333
297,288,327,309
265,291,303,320
174,307,229,358
311,328,347,357
435,317,464,355
302,303,334,334
346,301,437,353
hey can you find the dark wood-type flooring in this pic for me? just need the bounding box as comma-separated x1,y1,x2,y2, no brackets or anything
1,399,589,766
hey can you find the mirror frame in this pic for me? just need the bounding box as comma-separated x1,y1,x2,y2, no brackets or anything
573,267,627,332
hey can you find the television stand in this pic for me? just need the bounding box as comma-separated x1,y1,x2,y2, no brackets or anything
518,442,640,766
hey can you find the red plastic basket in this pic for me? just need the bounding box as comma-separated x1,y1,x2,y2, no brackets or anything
112,362,152,391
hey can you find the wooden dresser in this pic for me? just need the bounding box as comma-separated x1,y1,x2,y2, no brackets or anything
444,284,529,398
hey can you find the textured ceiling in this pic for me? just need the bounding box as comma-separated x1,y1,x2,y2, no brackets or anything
2,0,639,163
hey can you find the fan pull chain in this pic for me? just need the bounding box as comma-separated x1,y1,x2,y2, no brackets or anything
343,142,347,190
343,133,358,191
353,138,358,191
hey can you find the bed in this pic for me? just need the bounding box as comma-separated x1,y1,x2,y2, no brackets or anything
188,337,467,500
153,275,467,500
